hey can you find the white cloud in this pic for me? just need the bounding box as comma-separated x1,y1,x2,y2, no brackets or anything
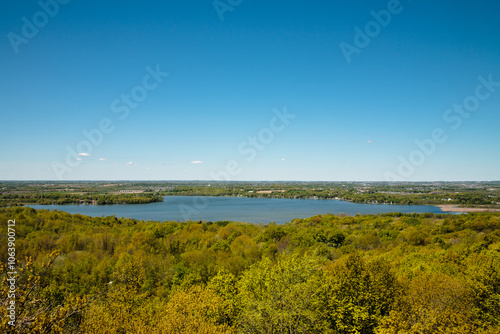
76,158,82,161
126,162,134,165
190,161,203,164
78,152,91,156
367,140,373,143
99,158,107,161
281,158,286,161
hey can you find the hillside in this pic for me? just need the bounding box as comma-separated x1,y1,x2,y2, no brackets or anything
1,207,500,333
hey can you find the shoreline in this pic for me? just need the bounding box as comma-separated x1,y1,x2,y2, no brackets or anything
15,196,500,214
437,204,500,213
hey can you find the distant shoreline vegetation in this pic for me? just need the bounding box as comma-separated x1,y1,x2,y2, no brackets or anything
0,181,499,210
0,193,163,207
162,185,500,210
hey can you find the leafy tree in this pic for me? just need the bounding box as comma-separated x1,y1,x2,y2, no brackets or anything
377,272,476,333
0,251,88,334
322,254,399,334
157,285,236,334
466,253,500,329
237,253,329,333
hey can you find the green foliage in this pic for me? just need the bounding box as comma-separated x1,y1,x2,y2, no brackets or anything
0,251,89,333
1,207,500,333
0,192,163,207
377,272,476,333
237,253,329,333
466,253,500,327
322,254,399,333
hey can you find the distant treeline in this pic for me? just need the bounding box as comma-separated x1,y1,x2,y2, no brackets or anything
0,193,163,207
1,207,500,333
166,185,500,207
1,181,499,208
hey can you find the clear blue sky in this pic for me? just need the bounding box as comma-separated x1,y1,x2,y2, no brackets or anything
1,0,499,181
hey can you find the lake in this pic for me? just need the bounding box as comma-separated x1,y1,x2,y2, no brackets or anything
27,196,448,224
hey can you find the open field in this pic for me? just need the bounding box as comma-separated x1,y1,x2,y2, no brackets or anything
438,204,500,213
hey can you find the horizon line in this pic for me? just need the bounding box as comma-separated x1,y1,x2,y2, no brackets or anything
1,180,499,183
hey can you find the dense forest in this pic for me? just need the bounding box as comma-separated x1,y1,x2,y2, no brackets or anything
1,207,500,333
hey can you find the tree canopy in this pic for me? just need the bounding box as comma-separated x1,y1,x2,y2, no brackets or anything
1,207,500,333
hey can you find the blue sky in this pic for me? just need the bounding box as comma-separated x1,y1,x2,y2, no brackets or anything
1,0,499,181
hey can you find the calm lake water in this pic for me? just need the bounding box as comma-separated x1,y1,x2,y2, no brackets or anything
28,196,447,224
